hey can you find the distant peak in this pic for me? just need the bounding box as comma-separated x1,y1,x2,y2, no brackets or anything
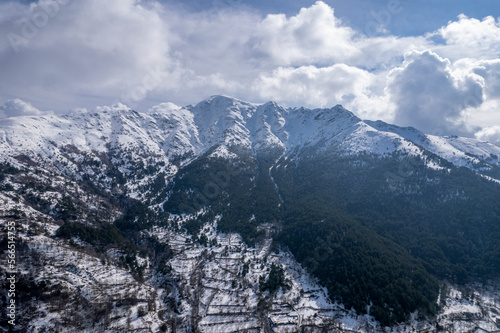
259,101,287,113
263,101,279,107
192,95,257,116
305,104,360,123
192,95,239,111
365,119,422,134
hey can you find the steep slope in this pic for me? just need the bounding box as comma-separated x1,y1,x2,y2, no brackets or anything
366,119,500,176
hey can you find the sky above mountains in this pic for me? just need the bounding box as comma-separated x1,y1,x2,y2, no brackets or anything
1,0,500,143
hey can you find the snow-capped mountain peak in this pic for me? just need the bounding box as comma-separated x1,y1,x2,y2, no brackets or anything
2,95,500,175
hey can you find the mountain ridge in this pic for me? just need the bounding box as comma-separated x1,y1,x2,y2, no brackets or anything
2,95,500,176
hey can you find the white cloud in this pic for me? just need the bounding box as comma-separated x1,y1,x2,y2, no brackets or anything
475,126,500,145
0,0,171,111
469,59,500,99
167,7,258,77
354,35,429,69
253,64,372,108
387,50,484,136
437,58,500,136
434,15,500,61
148,102,180,114
0,98,52,117
251,1,359,66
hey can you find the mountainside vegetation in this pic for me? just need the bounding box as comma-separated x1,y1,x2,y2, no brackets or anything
164,146,500,325
276,151,500,324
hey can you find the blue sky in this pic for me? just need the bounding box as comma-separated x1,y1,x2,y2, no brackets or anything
1,0,500,143
163,0,500,36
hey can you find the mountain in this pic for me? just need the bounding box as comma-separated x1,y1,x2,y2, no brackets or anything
1,95,499,332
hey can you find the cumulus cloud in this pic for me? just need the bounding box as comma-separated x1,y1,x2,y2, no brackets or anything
251,1,359,66
246,1,428,70
434,15,500,61
252,64,397,122
253,64,372,107
148,102,181,114
469,59,500,99
0,98,52,117
475,126,500,145
388,50,484,136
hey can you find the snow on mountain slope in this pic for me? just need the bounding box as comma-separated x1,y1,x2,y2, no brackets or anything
248,103,287,152
189,95,255,150
2,95,500,181
2,188,498,332
282,105,360,152
3,94,500,211
148,103,201,159
365,120,500,169
186,96,500,173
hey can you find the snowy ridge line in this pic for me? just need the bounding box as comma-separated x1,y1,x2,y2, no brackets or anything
1,95,500,182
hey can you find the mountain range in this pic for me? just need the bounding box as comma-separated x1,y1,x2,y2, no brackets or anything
1,95,499,332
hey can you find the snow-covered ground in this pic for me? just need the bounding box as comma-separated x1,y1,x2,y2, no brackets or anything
1,198,499,332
